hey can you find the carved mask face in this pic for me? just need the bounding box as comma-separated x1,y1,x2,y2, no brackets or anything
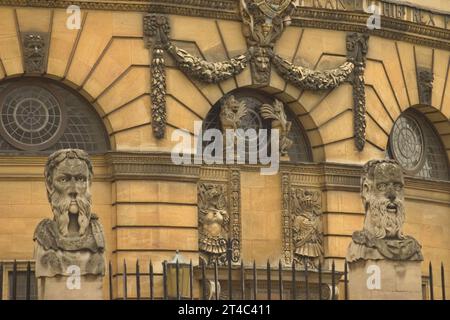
25,36,44,57
363,163,405,239
255,54,269,72
50,158,92,236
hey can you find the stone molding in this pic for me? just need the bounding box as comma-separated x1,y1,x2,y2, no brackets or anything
0,0,449,49
0,153,447,203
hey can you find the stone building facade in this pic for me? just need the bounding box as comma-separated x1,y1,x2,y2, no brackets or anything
0,0,448,299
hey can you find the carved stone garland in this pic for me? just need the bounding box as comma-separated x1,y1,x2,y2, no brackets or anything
144,15,169,139
144,1,369,150
347,32,369,152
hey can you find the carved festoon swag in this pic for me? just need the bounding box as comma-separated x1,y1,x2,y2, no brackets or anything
143,0,369,150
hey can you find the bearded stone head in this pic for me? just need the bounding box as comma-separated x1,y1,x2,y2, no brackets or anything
45,149,93,237
361,159,406,240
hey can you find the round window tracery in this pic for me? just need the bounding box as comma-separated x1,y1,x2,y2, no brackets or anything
389,114,425,174
388,109,449,181
0,85,66,151
0,80,110,154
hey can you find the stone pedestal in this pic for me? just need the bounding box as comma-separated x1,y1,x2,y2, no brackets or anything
348,259,422,300
38,275,104,300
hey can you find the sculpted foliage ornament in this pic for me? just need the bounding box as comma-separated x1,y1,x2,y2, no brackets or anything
260,99,293,158
347,32,369,151
167,45,250,84
144,14,170,139
271,55,354,90
144,7,369,150
347,159,423,262
219,95,248,131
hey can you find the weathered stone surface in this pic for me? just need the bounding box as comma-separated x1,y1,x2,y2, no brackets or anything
38,275,103,300
348,259,422,300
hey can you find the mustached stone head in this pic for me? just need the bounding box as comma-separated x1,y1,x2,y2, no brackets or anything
361,159,405,239
44,149,93,236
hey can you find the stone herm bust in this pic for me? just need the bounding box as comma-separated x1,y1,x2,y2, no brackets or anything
347,159,423,262
34,149,105,278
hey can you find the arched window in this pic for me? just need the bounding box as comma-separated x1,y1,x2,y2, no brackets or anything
0,79,110,154
388,109,449,181
202,89,312,163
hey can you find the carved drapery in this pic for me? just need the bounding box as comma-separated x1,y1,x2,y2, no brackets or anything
144,3,369,150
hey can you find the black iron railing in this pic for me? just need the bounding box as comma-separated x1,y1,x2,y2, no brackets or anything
0,259,447,300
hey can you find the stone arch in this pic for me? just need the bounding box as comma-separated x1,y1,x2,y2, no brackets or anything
0,74,114,152
201,86,324,163
388,104,450,180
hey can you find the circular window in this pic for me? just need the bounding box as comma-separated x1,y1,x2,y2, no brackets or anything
389,114,425,174
0,84,66,151
388,109,449,180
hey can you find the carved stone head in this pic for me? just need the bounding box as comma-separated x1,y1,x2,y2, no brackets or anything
45,149,93,237
22,33,48,73
361,159,406,239
252,47,271,72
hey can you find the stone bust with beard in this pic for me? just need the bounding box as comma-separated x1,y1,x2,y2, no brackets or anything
347,159,423,262
33,149,105,278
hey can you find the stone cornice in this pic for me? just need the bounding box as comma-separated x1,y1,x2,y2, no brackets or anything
0,152,448,204
0,1,449,50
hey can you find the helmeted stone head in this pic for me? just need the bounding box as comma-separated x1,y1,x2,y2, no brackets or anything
361,159,406,239
44,149,93,237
